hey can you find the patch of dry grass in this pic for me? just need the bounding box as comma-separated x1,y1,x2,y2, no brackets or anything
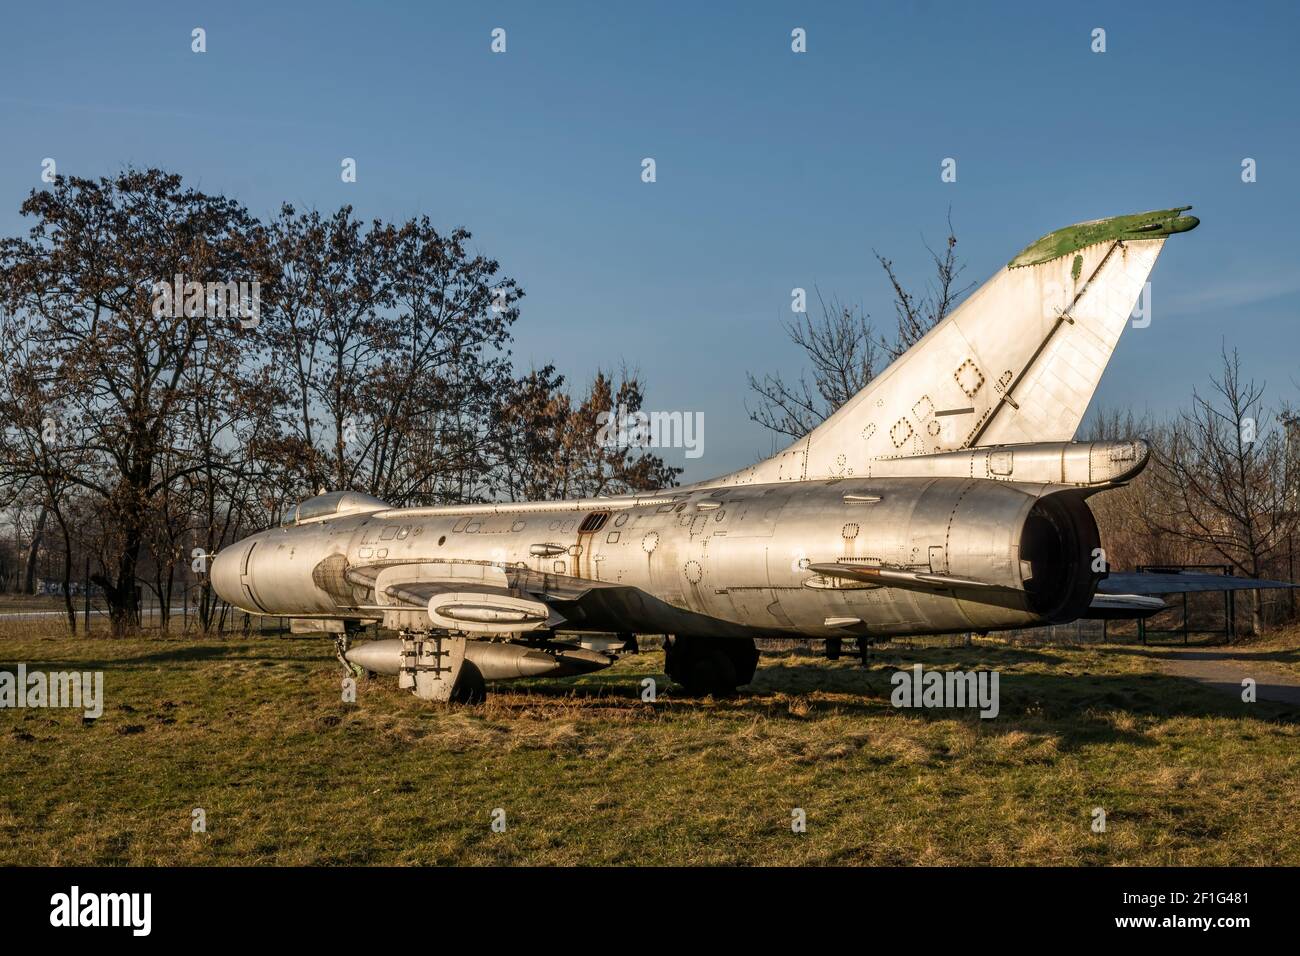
2,620,1299,865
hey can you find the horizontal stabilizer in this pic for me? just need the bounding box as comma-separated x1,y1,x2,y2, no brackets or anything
1098,572,1297,596
1083,593,1166,620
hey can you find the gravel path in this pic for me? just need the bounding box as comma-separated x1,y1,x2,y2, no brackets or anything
1157,648,1300,706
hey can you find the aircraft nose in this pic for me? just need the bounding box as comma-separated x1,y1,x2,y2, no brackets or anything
209,543,243,606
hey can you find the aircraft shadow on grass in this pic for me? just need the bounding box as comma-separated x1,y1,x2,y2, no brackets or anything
503,645,1300,745
0,640,313,672
5,640,1296,749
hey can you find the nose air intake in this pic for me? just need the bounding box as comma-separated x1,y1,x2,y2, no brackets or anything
209,538,266,613
208,543,240,608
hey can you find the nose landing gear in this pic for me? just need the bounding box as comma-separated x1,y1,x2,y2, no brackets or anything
334,631,361,678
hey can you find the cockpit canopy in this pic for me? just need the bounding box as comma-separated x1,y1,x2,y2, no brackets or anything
280,490,390,527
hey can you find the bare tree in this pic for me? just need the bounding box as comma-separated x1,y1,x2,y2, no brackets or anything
875,212,970,360
263,207,521,507
371,218,520,506
1080,408,1193,571
0,169,271,635
0,320,91,632
262,205,403,495
21,506,46,595
495,367,680,501
493,365,570,502
746,293,878,439
1147,347,1298,634
0,169,685,636
748,213,971,439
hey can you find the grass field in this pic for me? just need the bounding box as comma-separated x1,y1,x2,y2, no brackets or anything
3,622,1299,866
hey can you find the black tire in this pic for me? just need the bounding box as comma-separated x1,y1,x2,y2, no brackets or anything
720,639,759,686
666,635,753,696
663,634,688,683
680,648,738,698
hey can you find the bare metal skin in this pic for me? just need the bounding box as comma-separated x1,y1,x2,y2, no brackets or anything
210,207,1279,698
212,458,1124,642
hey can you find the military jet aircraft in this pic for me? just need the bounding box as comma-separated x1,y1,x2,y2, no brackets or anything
211,205,1288,701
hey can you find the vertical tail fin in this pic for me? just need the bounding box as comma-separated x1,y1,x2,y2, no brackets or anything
711,207,1198,486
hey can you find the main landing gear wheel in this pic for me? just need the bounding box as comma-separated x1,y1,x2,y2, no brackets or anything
664,636,758,697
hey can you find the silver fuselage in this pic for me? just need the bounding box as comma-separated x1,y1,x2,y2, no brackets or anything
211,474,1100,640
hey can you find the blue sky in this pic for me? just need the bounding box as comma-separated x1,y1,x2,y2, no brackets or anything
2,1,1296,481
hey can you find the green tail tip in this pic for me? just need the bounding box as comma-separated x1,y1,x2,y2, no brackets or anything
1010,205,1198,268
